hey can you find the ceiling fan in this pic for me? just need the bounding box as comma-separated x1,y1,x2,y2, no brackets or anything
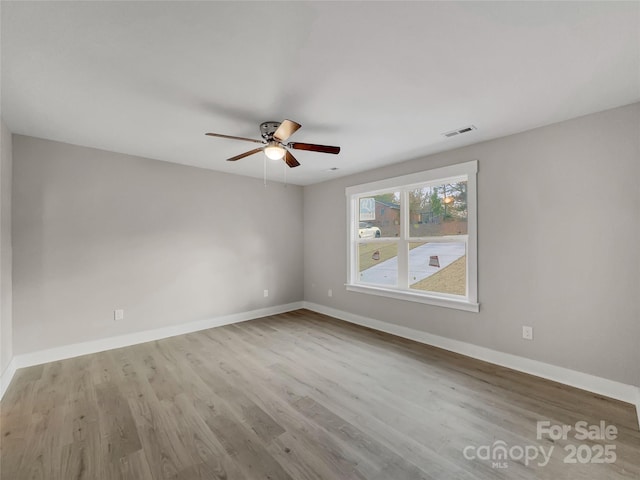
205,119,340,168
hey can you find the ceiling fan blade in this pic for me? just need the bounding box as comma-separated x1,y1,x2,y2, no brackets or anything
284,150,301,168
227,147,264,162
273,119,302,142
206,132,264,144
288,142,341,155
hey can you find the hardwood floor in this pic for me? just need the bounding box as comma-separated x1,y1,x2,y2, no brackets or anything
1,309,638,479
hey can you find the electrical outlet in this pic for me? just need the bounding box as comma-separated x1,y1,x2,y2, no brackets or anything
114,309,124,321
263,289,269,298
328,289,333,297
522,326,533,340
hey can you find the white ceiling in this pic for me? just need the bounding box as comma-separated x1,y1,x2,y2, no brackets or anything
2,1,639,185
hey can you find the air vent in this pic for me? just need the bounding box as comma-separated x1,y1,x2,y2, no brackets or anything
442,125,477,138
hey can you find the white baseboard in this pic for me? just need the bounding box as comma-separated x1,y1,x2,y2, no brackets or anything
0,301,304,400
303,301,640,427
0,357,17,400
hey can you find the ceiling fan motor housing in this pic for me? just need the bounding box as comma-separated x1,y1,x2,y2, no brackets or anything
260,121,281,140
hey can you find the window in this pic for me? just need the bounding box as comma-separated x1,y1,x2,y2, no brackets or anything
346,161,478,312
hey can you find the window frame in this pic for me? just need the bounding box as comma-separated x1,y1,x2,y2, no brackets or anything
345,160,479,312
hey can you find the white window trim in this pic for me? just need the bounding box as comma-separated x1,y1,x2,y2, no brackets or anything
345,160,479,312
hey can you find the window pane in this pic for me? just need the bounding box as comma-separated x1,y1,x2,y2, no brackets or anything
409,181,467,237
358,242,398,286
358,191,400,238
409,242,466,296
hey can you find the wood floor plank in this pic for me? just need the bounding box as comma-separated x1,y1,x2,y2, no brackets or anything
170,393,247,480
94,381,142,463
110,344,246,479
220,321,490,477
203,324,474,479
118,449,154,480
128,381,195,478
171,342,294,479
180,333,370,480
2,309,639,480
291,395,432,480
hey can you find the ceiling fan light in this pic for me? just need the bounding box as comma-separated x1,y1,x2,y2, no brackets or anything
264,143,285,160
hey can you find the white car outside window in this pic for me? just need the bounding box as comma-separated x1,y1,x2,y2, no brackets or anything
358,222,381,239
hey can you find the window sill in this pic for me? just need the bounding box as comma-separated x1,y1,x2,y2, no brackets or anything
345,284,479,312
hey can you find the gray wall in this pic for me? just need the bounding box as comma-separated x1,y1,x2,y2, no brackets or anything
12,136,304,355
8,103,640,388
304,103,640,387
0,119,13,373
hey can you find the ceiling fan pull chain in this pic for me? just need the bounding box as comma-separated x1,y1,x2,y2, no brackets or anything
284,160,287,187
263,154,267,188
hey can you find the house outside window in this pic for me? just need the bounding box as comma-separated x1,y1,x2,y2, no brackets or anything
346,161,478,312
